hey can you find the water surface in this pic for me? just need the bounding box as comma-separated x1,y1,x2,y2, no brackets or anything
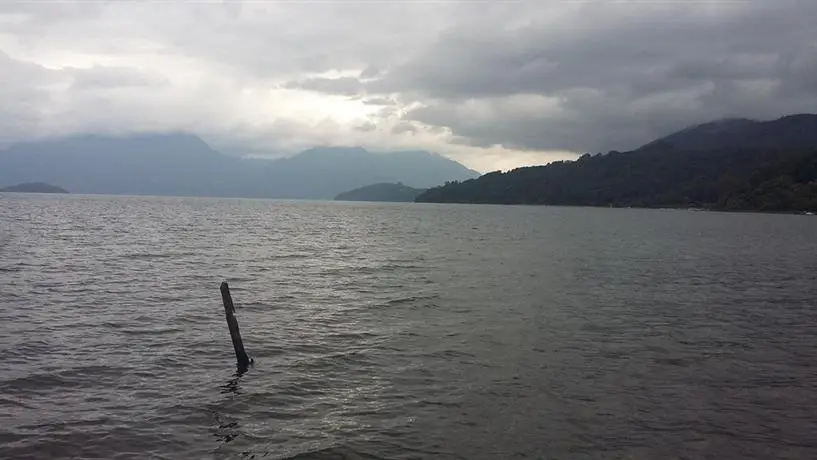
1,194,816,459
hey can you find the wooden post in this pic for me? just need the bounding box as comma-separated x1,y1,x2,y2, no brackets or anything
220,282,251,369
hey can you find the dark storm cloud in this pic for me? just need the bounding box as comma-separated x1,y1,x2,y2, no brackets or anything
1,1,816,162
375,2,815,98
363,1,817,152
144,3,445,78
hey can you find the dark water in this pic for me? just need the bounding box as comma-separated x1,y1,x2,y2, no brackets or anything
1,194,816,459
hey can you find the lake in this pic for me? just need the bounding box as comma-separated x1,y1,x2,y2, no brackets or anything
1,194,816,459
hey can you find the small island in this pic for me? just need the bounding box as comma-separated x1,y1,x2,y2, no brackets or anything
335,182,425,202
0,182,69,194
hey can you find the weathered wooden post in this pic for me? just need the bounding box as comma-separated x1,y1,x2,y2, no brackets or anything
220,282,251,369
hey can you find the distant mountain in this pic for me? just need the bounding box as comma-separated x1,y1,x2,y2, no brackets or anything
335,182,425,202
0,134,478,199
0,133,244,197
256,147,478,199
417,114,817,213
0,182,68,193
638,114,817,152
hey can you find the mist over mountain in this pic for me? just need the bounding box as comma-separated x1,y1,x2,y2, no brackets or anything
253,147,478,199
0,134,478,199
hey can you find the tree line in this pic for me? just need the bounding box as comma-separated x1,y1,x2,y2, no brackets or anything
416,148,817,213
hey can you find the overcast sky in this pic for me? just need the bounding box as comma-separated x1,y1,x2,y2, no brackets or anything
1,1,815,172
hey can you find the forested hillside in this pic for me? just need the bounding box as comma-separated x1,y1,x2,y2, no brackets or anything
417,148,817,212
417,115,817,212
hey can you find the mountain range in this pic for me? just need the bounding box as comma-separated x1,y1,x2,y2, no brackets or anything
0,134,478,199
417,114,817,212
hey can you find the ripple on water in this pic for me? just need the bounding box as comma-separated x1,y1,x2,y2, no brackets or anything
1,196,817,459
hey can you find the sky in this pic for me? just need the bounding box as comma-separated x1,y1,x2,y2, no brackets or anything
1,1,815,173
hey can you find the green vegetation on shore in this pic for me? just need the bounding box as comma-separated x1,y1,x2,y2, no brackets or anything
416,148,817,212
335,182,425,202
416,115,817,213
